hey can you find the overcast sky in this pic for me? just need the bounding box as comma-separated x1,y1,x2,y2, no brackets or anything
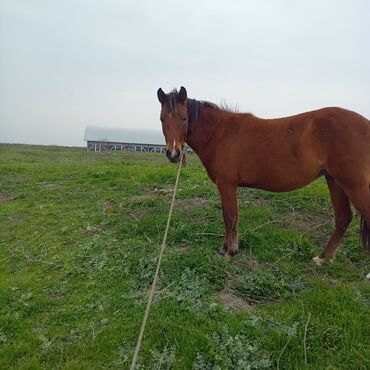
1,0,369,147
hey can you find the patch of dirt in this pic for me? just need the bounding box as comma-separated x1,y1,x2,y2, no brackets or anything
153,187,173,196
40,182,64,190
286,212,324,230
129,208,153,220
282,211,332,243
0,194,13,204
127,195,157,219
128,195,209,220
250,197,268,207
219,276,274,306
325,277,339,286
47,292,65,301
175,197,210,211
180,244,193,253
235,255,260,271
5,213,28,222
130,194,156,202
217,289,253,311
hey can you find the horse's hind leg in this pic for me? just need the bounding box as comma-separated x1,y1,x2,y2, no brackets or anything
338,180,370,279
340,182,370,252
345,184,370,280
313,175,353,266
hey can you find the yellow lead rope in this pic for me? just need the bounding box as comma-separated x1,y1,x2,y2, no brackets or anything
129,152,184,370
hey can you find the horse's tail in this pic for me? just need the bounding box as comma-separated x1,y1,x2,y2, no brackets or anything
360,215,370,253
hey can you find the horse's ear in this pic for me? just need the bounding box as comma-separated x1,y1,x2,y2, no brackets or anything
157,88,166,104
178,86,187,103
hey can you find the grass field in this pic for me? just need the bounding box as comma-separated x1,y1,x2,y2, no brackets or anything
0,144,369,369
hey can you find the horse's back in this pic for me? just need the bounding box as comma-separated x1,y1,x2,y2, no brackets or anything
269,106,369,161
235,107,368,190
204,106,369,191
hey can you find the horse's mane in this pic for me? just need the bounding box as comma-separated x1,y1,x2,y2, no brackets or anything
167,89,251,124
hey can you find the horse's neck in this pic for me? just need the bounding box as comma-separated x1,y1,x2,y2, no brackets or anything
186,107,218,159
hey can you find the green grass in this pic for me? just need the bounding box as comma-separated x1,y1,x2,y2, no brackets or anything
0,144,369,369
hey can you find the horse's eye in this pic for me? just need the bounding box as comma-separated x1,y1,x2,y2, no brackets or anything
182,117,188,122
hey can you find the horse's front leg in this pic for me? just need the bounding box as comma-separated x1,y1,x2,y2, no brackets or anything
217,183,238,258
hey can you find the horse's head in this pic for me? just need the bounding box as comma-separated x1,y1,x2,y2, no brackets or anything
157,86,188,163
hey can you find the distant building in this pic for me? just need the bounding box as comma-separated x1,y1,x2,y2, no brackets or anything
84,126,167,153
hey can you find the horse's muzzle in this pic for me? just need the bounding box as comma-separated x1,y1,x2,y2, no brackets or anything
166,149,180,163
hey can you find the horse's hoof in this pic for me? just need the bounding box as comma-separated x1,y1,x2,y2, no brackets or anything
222,253,232,261
312,256,332,266
218,248,226,256
224,249,237,260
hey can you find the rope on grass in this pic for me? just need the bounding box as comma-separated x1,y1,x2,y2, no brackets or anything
129,153,184,370
303,312,311,364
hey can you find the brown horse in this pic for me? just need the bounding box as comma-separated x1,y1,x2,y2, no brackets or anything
157,86,370,266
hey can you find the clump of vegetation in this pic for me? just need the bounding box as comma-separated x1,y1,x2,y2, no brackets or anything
233,268,307,302
193,329,271,369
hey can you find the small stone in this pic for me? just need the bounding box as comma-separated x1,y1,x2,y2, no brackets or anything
86,225,102,234
103,206,114,214
159,189,171,195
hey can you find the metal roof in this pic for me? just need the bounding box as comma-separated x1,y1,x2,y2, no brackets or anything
84,126,165,145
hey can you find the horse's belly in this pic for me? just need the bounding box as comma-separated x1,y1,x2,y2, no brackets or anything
248,177,317,192
239,163,323,192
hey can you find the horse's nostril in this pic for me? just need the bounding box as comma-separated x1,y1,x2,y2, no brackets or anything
165,149,181,163
166,149,180,159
